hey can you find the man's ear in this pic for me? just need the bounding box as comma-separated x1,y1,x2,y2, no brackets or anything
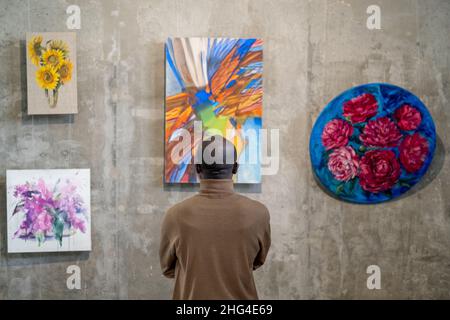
232,162,239,174
195,164,202,174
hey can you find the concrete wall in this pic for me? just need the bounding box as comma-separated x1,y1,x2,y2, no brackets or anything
0,0,449,299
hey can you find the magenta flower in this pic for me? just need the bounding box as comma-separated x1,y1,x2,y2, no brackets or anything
32,212,53,233
321,119,354,150
343,93,378,123
12,179,87,246
328,146,360,181
359,117,403,148
394,104,422,131
399,133,429,173
359,150,401,193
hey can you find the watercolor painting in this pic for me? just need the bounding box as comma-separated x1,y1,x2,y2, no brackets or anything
165,37,263,183
310,83,436,204
7,169,91,253
26,32,77,115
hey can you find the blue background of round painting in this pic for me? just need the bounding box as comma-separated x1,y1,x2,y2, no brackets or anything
309,83,436,204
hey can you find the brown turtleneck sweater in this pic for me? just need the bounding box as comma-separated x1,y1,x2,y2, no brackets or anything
159,179,271,300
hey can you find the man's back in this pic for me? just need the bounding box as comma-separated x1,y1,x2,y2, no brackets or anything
159,179,271,300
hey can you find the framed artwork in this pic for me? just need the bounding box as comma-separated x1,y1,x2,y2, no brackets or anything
310,83,436,204
6,169,91,253
26,32,77,115
165,37,263,183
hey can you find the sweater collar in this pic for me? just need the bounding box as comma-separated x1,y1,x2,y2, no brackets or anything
199,179,234,194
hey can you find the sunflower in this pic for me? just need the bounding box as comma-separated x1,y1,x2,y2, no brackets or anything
48,39,69,56
57,60,73,84
28,35,43,66
36,65,59,90
42,49,64,68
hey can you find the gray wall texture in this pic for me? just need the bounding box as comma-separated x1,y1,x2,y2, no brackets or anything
0,0,449,299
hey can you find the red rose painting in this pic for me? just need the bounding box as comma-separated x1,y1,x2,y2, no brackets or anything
360,117,403,147
343,93,378,123
310,84,436,204
399,133,429,173
359,150,401,193
321,119,353,150
394,104,422,131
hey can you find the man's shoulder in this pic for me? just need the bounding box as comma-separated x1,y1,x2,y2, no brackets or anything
165,193,269,221
234,194,270,219
165,195,199,216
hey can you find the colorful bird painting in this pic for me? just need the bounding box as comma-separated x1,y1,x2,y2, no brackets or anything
165,37,263,183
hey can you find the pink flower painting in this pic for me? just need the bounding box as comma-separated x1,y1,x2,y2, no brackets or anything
310,83,436,203
7,169,91,253
328,146,360,181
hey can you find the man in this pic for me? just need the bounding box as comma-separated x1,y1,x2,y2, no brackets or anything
159,135,271,299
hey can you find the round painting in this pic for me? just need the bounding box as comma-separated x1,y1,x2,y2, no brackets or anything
310,83,436,204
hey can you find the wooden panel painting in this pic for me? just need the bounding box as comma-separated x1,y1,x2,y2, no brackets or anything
7,169,91,253
165,37,263,183
26,32,77,115
310,83,436,204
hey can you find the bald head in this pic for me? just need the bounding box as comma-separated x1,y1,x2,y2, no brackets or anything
195,135,239,180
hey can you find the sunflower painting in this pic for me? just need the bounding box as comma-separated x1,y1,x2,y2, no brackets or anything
26,32,77,115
